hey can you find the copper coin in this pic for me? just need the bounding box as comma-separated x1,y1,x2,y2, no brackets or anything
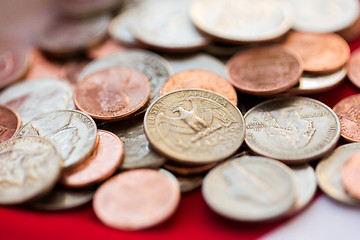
25,49,61,79
338,9,360,42
226,45,302,96
160,70,237,105
58,58,90,85
0,105,21,143
333,94,360,142
282,31,350,73
163,161,218,176
342,151,360,200
74,67,150,121
347,49,360,89
57,0,122,18
87,39,126,59
93,169,180,230
61,130,124,188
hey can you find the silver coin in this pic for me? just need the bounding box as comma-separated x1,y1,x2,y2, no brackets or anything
288,0,359,33
202,156,296,221
316,143,360,206
0,136,62,205
16,110,97,169
0,78,75,124
109,8,139,46
102,117,166,169
244,97,340,163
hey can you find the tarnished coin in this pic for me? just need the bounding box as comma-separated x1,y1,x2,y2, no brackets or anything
0,79,75,124
61,130,124,188
57,0,123,18
144,89,245,165
282,31,350,73
316,143,360,205
74,67,150,121
131,0,210,52
102,117,166,169
202,156,296,221
333,94,360,142
87,39,126,59
245,97,340,163
16,110,97,169
37,14,110,56
25,49,61,79
288,0,359,33
190,0,293,43
109,8,140,46
347,49,360,89
0,105,21,143
0,136,62,205
93,169,180,230
342,151,360,200
58,58,90,86
163,161,218,176
160,70,237,105
226,45,302,96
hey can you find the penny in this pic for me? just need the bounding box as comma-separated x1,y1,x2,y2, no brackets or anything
16,110,98,169
102,117,166,169
338,10,360,42
333,94,360,142
288,0,359,33
282,31,350,73
316,143,360,205
244,96,340,163
87,39,126,59
58,58,90,86
37,14,110,56
25,49,61,79
160,70,238,106
342,151,360,200
0,79,75,124
190,0,293,43
93,169,180,230
0,136,62,205
347,49,360,89
61,130,124,188
226,45,302,96
144,89,245,165
131,0,210,52
163,161,218,176
202,156,296,221
0,105,21,143
57,0,123,18
74,67,150,121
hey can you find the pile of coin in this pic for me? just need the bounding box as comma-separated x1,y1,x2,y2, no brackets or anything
1,0,360,232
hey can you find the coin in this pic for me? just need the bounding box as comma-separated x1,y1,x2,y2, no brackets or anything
61,130,124,188
282,31,350,73
333,94,360,142
190,0,293,43
102,117,166,169
57,0,122,18
0,136,62,205
0,105,21,143
316,143,360,205
160,70,238,106
0,79,75,124
37,14,110,56
342,151,360,200
177,175,203,193
347,49,360,89
288,0,359,33
25,49,61,79
16,110,98,169
74,67,150,121
338,10,360,42
144,89,245,165
93,169,180,230
226,45,302,96
163,161,218,176
245,97,340,163
203,43,250,58
87,39,126,59
131,0,210,52
202,156,296,221
58,58,90,86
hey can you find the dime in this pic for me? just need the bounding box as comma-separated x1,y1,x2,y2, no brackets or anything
25,49,61,79
61,130,124,188
342,151,360,200
58,58,90,86
288,0,359,33
131,0,210,52
74,67,150,121
0,105,21,143
87,39,126,59
282,31,350,73
333,94,360,142
226,45,302,96
163,161,218,176
202,156,296,221
244,97,340,163
160,70,238,105
57,0,123,18
102,117,166,169
190,0,293,43
316,143,360,205
16,110,97,169
93,169,180,230
0,136,62,205
144,89,245,164
347,49,360,89
0,79,75,124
